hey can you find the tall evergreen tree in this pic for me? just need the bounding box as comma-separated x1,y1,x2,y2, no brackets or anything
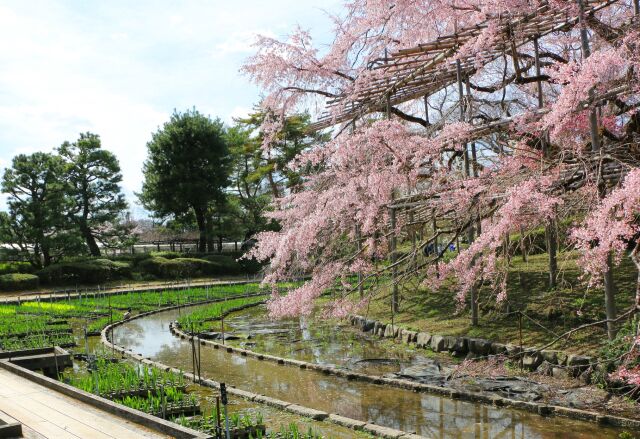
0,153,82,267
139,109,231,252
59,132,129,256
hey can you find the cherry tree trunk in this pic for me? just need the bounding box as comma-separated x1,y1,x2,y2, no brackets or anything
546,219,558,289
604,253,618,340
390,207,399,313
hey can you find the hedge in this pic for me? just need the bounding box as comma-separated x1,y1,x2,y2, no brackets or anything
138,257,215,279
37,259,131,285
0,273,40,291
200,254,243,275
0,261,34,276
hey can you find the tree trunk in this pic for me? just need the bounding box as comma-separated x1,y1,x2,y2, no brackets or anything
546,218,558,289
519,226,528,262
206,216,215,253
82,226,101,257
389,207,399,313
467,213,479,326
604,252,617,340
194,207,207,252
42,246,52,267
631,241,640,311
267,171,280,199
32,243,43,269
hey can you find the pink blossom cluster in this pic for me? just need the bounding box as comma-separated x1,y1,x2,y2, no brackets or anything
571,169,640,285
431,176,562,305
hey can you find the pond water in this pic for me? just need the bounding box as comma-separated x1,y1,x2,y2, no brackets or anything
224,306,423,376
111,304,626,438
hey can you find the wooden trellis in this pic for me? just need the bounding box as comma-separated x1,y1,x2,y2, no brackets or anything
308,0,622,132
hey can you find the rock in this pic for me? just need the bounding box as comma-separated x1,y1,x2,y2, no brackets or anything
362,424,406,438
286,404,328,421
362,319,375,332
416,332,431,348
552,367,570,379
200,332,241,341
550,387,609,410
468,338,491,356
462,376,546,402
522,352,543,371
391,361,447,386
253,395,291,409
328,414,366,430
402,330,417,344
505,344,523,359
556,351,568,366
465,352,482,360
540,350,559,364
537,360,554,376
450,337,468,354
567,355,591,376
430,335,446,352
442,336,456,351
491,343,507,355
384,325,398,338
579,367,593,385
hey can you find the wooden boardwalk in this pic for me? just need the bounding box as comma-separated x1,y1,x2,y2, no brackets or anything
0,368,171,439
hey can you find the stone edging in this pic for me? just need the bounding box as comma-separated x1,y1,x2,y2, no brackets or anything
347,315,596,381
168,310,640,431
101,300,426,439
0,359,210,438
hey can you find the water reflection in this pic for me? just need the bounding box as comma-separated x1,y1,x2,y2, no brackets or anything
112,304,623,438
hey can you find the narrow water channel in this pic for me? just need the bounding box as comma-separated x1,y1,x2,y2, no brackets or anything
112,304,625,438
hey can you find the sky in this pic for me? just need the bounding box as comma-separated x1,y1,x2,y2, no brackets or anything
0,0,342,216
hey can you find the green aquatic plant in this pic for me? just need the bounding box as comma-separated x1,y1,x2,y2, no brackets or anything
176,296,266,333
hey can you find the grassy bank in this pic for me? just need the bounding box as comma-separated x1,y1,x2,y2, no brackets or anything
361,250,638,355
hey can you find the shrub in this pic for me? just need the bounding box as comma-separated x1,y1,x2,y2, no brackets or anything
37,259,131,285
112,252,153,267
162,258,211,278
0,261,34,275
136,257,168,277
0,273,40,291
149,251,182,259
200,254,243,275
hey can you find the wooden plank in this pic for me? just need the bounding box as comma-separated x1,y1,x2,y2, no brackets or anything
0,402,79,439
0,368,170,439
10,394,113,439
36,391,165,439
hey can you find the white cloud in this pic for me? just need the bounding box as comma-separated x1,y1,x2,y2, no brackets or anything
0,0,343,215
213,30,277,57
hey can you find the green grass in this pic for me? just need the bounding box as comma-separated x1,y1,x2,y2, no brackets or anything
362,250,639,355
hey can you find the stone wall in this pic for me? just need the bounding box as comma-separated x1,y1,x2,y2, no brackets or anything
349,315,596,382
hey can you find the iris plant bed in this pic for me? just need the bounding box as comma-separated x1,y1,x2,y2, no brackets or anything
115,392,200,419
62,358,186,397
176,296,266,333
175,409,266,439
62,358,200,419
1,333,76,351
